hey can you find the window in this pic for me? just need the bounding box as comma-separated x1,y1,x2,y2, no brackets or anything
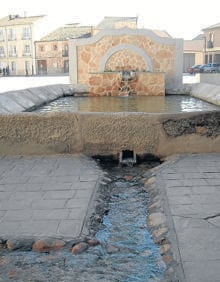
39,45,44,52
62,44,68,56
11,61,16,72
9,45,16,56
7,28,16,40
0,29,4,41
53,44,58,51
207,32,214,48
25,61,30,75
23,44,31,56
22,26,31,39
0,46,4,57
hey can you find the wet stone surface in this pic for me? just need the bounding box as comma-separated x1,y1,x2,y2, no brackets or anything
0,160,166,282
163,111,220,137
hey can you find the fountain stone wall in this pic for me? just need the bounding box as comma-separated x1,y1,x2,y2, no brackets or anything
69,28,183,96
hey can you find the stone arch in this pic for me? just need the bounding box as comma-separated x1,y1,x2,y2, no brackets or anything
99,44,153,72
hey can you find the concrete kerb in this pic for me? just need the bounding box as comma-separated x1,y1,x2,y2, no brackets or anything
0,84,75,114
189,82,220,106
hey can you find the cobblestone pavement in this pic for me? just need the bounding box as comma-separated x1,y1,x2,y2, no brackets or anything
0,154,103,240
155,153,220,282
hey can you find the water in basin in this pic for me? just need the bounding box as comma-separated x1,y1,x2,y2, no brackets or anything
33,95,219,113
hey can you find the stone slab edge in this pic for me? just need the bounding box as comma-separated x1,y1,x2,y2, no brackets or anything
0,84,77,114
190,82,220,106
144,155,186,282
166,82,220,108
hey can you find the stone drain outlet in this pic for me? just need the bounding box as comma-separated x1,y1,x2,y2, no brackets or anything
119,150,137,166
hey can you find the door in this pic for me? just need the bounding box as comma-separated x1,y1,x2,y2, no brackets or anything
64,60,69,73
183,53,195,72
37,60,47,75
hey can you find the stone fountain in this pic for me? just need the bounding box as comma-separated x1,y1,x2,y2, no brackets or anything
69,27,183,96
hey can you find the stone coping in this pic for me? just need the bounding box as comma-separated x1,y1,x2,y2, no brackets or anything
0,84,219,158
1,82,219,114
0,84,74,114
190,82,220,106
167,82,220,107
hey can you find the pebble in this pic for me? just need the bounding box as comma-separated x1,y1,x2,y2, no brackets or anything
71,242,89,255
32,239,65,252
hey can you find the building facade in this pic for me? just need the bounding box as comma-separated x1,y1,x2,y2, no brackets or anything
183,36,204,72
0,14,45,76
202,23,220,64
35,24,92,75
183,23,220,71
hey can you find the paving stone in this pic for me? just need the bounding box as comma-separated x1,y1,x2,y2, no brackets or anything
10,191,42,200
68,208,87,220
183,260,220,282
0,199,33,210
32,209,69,220
165,186,192,196
71,181,96,189
19,220,60,236
157,154,220,282
0,221,21,236
41,183,72,191
74,189,94,199
57,220,82,237
0,176,30,185
0,191,12,200
0,155,102,240
3,210,32,221
66,198,91,208
31,199,67,209
208,216,220,227
43,190,76,199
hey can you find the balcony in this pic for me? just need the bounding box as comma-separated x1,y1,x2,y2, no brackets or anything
9,53,17,57
23,52,31,57
8,37,17,41
22,36,31,40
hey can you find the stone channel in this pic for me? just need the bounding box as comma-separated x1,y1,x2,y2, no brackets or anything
0,157,175,282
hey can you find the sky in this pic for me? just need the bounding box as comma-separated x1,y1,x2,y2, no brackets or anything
0,0,220,40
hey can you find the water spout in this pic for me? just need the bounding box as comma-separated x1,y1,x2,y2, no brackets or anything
119,70,136,96
120,70,136,81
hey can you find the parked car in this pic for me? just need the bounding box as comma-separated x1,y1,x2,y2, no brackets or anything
198,64,208,73
202,63,220,73
187,65,201,74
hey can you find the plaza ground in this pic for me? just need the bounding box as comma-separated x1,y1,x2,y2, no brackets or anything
0,74,219,282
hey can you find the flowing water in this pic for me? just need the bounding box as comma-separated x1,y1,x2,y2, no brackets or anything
33,95,219,113
0,161,166,282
